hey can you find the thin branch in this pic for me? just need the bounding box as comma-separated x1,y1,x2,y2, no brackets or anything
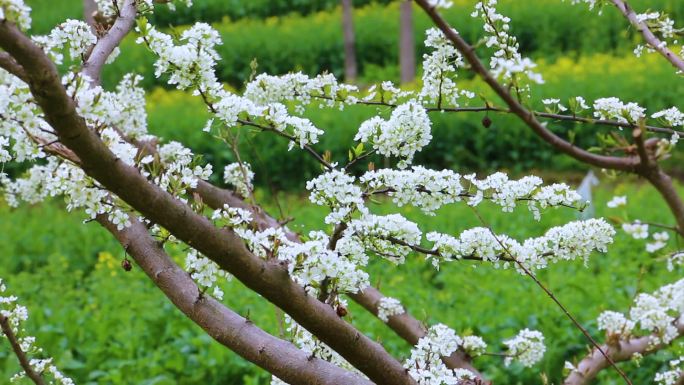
0,51,28,82
82,0,137,84
316,94,684,137
382,235,516,263
0,316,47,385
237,118,333,170
415,0,638,173
97,214,372,385
610,0,684,73
563,319,684,385
0,22,415,385
468,207,633,385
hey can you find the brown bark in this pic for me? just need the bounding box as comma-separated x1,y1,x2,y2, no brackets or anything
0,20,416,385
610,0,684,72
414,0,639,173
97,215,372,385
0,316,46,385
563,319,684,385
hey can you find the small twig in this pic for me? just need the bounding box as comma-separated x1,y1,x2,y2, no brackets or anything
468,207,633,385
0,316,47,385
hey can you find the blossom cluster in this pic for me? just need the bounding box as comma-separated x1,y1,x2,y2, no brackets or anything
223,163,254,199
32,20,98,65
244,72,358,113
306,169,366,224
185,249,230,299
596,278,683,345
0,278,74,385
377,297,405,322
419,28,474,108
342,214,422,265
404,324,479,385
426,218,615,270
472,0,544,85
361,168,583,218
503,329,546,367
0,0,31,30
593,97,646,124
355,100,432,168
655,356,683,385
276,231,370,296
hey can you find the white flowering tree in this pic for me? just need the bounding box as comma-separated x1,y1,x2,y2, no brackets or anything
0,0,682,384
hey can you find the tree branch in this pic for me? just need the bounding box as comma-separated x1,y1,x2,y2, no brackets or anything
0,21,415,385
82,0,136,83
97,214,372,385
0,315,47,385
349,287,486,379
610,0,684,73
0,51,28,82
414,0,639,173
563,318,684,385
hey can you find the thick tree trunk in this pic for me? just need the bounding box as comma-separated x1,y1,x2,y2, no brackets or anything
341,0,358,82
399,0,415,84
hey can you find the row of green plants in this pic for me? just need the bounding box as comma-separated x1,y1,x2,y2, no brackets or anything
24,0,392,34
146,51,684,190
0,182,680,384
99,0,684,89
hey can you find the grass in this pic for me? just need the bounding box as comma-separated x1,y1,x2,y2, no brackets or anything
0,179,681,384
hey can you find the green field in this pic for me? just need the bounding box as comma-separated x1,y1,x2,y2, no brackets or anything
3,0,684,384
1,180,681,384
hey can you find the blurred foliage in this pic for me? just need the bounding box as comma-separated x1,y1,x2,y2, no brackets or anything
1,182,682,384
146,51,684,190
96,0,684,89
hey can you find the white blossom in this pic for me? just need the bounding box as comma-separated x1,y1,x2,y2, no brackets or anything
607,195,627,208
622,221,649,240
503,329,546,367
0,0,31,30
377,297,405,322
655,356,683,385
355,100,432,168
593,97,645,124
185,249,230,299
597,310,635,335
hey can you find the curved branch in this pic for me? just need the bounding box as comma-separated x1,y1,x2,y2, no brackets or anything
0,21,415,385
0,316,46,385
0,51,28,82
81,0,137,83
563,319,684,385
610,0,684,73
97,215,372,385
414,0,639,173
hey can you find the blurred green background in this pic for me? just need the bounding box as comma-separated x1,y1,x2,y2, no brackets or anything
2,0,683,384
